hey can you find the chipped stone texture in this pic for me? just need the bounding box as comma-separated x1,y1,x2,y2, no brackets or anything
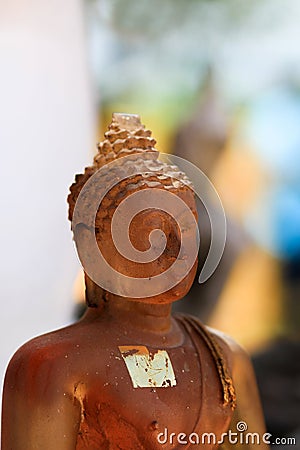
75,401,145,450
119,346,177,389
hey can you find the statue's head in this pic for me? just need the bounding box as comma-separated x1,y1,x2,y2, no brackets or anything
68,113,198,306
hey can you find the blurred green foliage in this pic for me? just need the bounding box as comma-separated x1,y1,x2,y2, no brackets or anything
84,0,300,133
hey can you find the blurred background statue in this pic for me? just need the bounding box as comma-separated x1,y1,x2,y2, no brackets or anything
172,70,247,322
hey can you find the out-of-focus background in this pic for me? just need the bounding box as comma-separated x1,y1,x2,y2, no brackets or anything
1,0,300,444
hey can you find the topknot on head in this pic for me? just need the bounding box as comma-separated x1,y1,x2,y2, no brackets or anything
110,113,144,132
94,113,158,168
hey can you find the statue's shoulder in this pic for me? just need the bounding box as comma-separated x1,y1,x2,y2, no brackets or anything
175,314,250,410
176,313,250,366
206,325,252,371
4,324,83,397
9,322,80,360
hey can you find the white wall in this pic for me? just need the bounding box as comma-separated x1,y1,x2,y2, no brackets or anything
0,0,95,394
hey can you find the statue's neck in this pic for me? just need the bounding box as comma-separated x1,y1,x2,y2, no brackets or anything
105,296,173,333
83,296,184,347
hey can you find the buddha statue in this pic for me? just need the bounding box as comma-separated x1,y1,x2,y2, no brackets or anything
2,114,268,449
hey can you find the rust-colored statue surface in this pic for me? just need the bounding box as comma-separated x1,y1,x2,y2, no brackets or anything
2,114,268,449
